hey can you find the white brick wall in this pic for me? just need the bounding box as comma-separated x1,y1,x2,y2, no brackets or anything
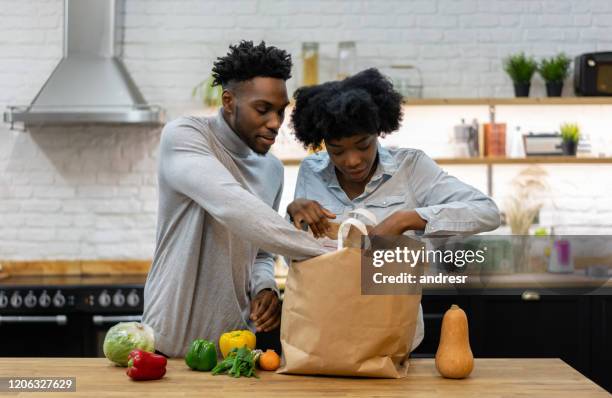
1,0,612,259
0,124,160,259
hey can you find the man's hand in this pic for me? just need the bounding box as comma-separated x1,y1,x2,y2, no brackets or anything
369,210,427,236
250,289,281,332
287,199,336,238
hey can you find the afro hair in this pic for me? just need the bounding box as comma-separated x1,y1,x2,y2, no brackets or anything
291,68,403,150
211,40,292,87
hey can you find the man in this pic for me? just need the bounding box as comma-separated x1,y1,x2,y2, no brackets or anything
142,41,326,357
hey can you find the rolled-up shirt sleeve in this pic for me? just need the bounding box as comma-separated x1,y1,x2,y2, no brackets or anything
411,150,501,235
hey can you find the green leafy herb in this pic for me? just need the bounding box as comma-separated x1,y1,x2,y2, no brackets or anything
211,347,258,378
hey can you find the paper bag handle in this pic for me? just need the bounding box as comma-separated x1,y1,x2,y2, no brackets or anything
337,218,369,250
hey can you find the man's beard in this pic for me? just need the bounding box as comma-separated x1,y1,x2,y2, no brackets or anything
235,105,269,156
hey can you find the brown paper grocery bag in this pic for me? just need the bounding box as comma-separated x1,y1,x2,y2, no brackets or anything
279,219,422,378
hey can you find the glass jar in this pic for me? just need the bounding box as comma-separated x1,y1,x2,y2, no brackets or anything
302,42,319,86
383,65,423,99
337,41,356,80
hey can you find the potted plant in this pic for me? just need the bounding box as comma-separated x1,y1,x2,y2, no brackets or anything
538,53,571,97
192,75,222,108
503,53,537,97
559,122,580,156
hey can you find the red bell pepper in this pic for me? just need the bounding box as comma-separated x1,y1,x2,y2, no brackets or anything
126,350,167,381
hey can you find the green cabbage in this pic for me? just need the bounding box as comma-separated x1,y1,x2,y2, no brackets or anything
103,322,155,366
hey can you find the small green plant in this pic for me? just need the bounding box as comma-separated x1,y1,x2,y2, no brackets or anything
503,52,537,84
538,53,571,83
560,122,580,143
192,75,223,107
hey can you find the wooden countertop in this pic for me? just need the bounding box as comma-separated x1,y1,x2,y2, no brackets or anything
0,358,608,397
0,275,147,287
0,260,150,277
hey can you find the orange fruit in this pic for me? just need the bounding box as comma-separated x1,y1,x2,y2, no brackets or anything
258,349,281,371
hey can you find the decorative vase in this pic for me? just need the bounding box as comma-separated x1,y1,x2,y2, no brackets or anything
561,140,578,156
513,82,530,97
511,235,532,272
546,81,563,97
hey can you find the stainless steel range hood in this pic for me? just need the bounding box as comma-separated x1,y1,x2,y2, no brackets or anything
4,0,164,126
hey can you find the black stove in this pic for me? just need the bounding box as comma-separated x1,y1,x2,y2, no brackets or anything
0,275,146,357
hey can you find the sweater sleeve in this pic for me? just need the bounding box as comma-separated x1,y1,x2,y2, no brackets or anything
159,120,326,259
250,175,283,299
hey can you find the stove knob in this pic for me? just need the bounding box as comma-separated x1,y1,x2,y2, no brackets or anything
98,290,111,307
10,292,23,308
39,291,51,308
113,291,125,307
127,290,140,307
53,291,66,308
0,292,8,308
24,291,37,308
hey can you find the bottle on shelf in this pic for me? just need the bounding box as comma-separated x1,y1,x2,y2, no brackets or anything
507,125,526,158
483,105,506,157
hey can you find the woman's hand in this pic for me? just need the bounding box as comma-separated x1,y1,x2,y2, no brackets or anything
369,210,427,236
287,199,336,238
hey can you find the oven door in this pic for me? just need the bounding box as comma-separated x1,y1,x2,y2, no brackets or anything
0,314,86,357
88,314,142,357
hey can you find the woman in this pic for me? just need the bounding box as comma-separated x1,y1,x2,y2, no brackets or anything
286,68,501,350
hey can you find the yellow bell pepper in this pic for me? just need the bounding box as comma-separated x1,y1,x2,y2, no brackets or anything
219,330,256,358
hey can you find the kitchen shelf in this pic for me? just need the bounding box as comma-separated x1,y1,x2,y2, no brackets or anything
281,156,612,166
281,156,612,196
216,101,612,193
403,97,612,106
198,97,612,114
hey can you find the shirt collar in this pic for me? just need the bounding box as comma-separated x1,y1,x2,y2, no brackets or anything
312,141,398,179
210,108,253,157
376,143,398,176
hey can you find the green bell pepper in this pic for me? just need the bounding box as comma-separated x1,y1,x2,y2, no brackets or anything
185,339,217,371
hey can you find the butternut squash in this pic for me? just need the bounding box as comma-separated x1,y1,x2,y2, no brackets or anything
435,304,474,379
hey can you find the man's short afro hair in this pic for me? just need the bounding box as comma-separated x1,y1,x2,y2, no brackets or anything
291,68,403,150
211,40,292,87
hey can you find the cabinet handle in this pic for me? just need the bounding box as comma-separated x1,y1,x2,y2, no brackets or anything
521,290,541,301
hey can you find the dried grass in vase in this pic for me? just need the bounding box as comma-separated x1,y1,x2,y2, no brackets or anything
504,166,549,235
